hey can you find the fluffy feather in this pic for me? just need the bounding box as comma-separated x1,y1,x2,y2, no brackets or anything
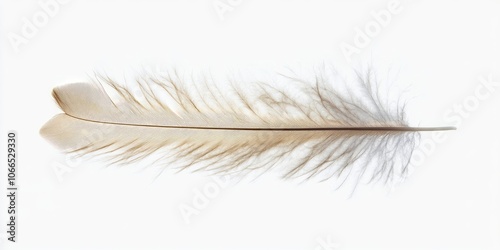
40,68,455,185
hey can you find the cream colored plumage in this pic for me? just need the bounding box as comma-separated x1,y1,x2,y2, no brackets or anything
40,69,455,185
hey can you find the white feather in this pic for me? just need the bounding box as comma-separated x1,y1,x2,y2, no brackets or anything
40,68,454,185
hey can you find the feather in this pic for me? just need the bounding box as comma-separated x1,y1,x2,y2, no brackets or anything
40,68,455,186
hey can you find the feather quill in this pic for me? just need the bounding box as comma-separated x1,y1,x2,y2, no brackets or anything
40,68,455,185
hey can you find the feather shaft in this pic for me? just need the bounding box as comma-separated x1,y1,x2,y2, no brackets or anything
64,113,455,131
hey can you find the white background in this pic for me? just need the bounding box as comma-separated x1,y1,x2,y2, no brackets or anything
1,0,499,249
